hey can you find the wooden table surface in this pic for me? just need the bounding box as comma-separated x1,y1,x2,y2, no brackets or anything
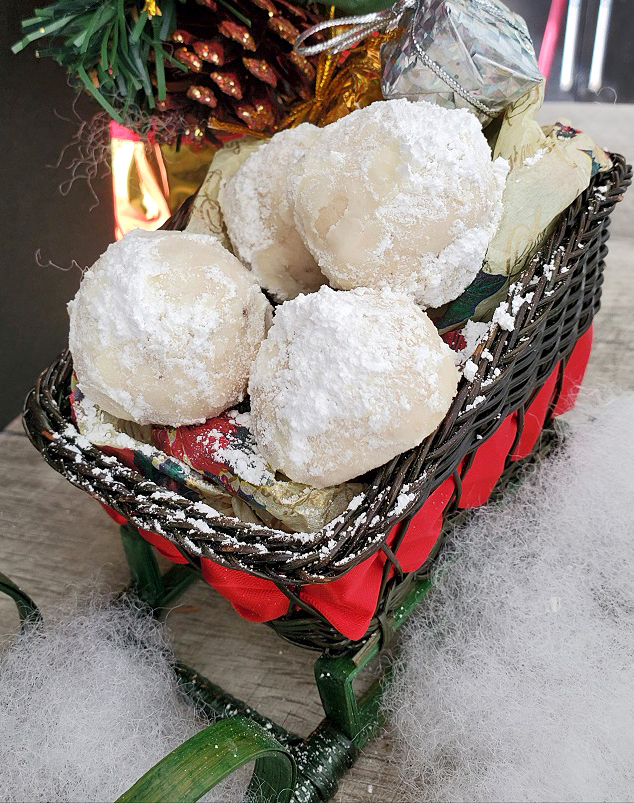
1,103,632,802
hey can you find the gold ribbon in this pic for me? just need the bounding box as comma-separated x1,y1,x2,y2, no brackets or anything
280,7,388,131
279,51,339,129
206,117,269,139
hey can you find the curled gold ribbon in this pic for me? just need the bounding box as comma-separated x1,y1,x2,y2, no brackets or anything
206,117,269,139
280,7,386,130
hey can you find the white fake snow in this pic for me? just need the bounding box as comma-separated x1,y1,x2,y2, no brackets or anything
386,391,634,802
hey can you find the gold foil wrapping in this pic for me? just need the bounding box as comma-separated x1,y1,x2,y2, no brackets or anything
111,134,216,239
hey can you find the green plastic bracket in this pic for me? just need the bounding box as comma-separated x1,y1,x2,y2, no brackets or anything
120,524,198,611
0,571,42,629
173,662,360,803
314,575,433,742
116,716,296,803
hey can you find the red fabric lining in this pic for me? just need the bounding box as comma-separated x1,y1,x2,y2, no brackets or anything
552,327,593,417
200,561,289,621
509,368,560,461
300,477,456,640
458,414,518,509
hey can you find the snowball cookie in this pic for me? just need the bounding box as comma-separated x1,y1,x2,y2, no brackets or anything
219,123,326,301
248,286,459,488
288,99,509,308
68,229,272,427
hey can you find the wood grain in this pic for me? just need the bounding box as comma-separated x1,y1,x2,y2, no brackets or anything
0,103,632,802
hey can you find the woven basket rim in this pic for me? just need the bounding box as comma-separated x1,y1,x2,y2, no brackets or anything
23,153,631,590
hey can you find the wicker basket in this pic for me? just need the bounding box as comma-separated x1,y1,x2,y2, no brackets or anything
23,154,631,653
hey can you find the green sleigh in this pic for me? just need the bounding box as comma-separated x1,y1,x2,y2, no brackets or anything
15,155,631,800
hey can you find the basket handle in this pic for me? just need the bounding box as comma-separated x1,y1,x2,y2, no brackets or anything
116,715,296,803
0,571,42,629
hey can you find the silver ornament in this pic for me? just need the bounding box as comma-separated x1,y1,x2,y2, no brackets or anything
380,0,543,124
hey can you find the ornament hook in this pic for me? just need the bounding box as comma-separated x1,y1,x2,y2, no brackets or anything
293,0,416,56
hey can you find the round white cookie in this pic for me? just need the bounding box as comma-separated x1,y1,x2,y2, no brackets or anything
219,123,326,301
288,99,508,308
69,229,271,426
248,286,459,488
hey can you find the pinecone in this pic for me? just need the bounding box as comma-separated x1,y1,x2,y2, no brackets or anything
154,0,326,142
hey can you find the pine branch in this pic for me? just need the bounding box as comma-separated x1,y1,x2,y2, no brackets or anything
12,0,188,123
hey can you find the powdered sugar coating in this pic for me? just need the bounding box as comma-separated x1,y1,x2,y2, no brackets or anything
288,99,509,308
69,229,271,426
219,124,326,301
248,286,459,488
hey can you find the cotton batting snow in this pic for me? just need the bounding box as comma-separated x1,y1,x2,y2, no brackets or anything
288,99,508,308
0,595,247,802
219,123,326,301
385,391,634,802
248,286,459,488
68,229,271,426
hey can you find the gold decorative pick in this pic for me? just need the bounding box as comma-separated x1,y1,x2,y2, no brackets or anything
279,29,387,130
142,0,162,18
206,116,269,139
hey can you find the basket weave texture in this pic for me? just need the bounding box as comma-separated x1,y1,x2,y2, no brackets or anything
23,154,631,650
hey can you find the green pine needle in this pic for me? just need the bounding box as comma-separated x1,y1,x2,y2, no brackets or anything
11,0,188,123
216,0,252,27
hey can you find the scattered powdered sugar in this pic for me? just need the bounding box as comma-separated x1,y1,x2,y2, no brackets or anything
288,99,508,308
57,414,355,552
393,487,417,517
452,319,492,377
249,286,459,488
68,229,271,427
464,394,486,412
492,303,516,332
73,392,154,452
76,389,273,488
194,410,275,487
180,535,203,556
522,147,547,167
347,493,365,511
462,359,479,382
543,261,555,281
219,124,326,301
510,291,534,315
542,245,567,281
460,320,490,360
481,367,502,388
492,284,539,334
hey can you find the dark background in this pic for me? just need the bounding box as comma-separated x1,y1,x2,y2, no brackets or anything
2,1,114,428
1,0,633,427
